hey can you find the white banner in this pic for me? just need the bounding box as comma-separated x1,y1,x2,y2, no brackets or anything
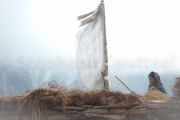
76,4,105,89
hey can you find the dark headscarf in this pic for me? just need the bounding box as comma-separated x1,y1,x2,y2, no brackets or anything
148,71,167,94
148,71,155,78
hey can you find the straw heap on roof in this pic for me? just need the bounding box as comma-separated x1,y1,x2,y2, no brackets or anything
0,81,139,118
141,89,170,102
172,77,180,96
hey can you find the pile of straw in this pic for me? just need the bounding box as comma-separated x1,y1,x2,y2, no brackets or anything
141,89,170,102
172,77,180,96
0,81,139,118
68,89,138,106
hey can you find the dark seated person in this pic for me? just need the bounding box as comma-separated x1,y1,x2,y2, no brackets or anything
148,71,167,94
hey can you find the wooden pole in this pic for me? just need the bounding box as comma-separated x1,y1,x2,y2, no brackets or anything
115,76,132,93
101,0,109,88
101,0,104,5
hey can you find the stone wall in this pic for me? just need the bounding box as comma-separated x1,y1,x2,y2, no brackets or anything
1,97,180,120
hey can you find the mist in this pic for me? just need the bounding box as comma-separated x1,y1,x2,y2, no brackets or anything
0,0,180,95
0,56,79,95
0,56,178,95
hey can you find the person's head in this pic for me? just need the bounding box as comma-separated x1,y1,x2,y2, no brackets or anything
148,71,155,85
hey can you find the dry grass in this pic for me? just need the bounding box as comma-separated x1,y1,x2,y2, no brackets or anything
0,81,139,119
68,89,139,106
172,77,180,97
141,89,170,102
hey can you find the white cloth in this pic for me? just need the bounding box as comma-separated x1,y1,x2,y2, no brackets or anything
76,4,106,89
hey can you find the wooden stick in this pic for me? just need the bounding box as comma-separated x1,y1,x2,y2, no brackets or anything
101,0,104,4
101,0,108,88
115,76,132,93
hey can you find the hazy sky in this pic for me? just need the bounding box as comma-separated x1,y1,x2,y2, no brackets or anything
0,0,180,95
